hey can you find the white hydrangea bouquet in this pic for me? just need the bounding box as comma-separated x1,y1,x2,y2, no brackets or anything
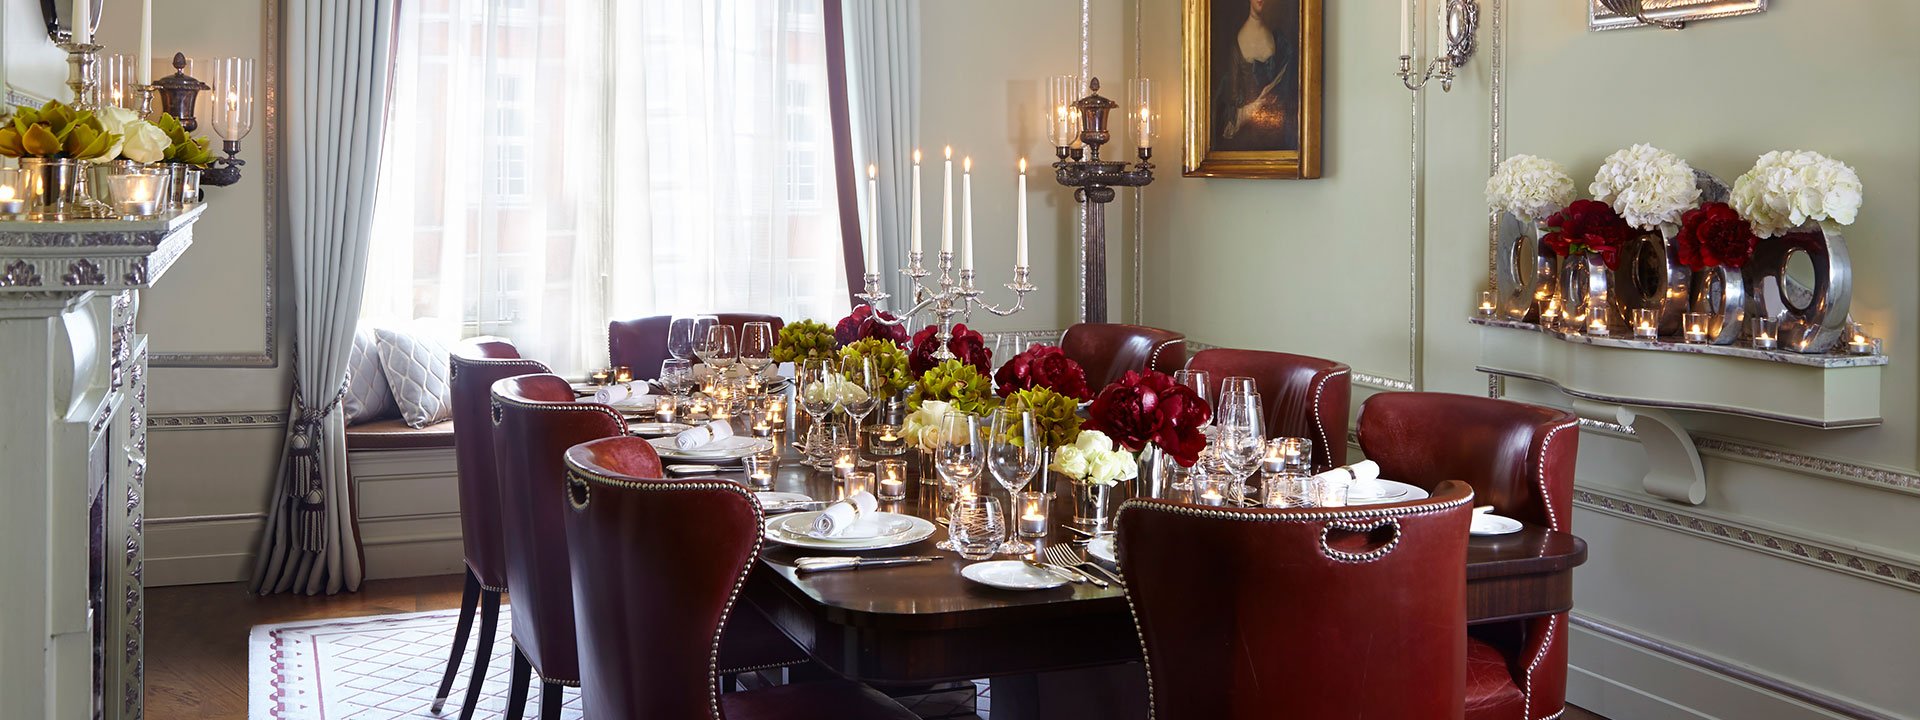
1589,143,1701,230
1049,430,1138,486
1485,154,1575,221
1730,150,1863,238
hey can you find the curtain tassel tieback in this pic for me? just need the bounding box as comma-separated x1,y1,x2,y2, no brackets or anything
286,368,351,553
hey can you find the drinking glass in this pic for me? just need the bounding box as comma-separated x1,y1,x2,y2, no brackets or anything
1219,376,1257,399
994,333,1024,366
696,324,738,374
740,321,775,377
798,359,839,469
948,495,1006,561
1214,390,1265,503
842,356,880,465
933,412,985,550
987,409,1041,553
1167,369,1212,491
1266,437,1313,474
667,315,699,361
659,358,694,405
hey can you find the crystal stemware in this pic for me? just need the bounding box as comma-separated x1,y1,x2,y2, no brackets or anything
798,358,839,469
948,495,1006,561
696,324,738,374
987,409,1041,554
740,320,774,380
667,315,699,361
933,412,985,551
842,356,880,467
659,358,694,407
1214,390,1266,503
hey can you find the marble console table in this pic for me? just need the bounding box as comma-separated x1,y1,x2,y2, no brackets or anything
0,205,204,720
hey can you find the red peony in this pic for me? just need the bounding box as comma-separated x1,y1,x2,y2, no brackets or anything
1085,370,1213,468
908,324,992,376
835,305,908,346
1542,199,1635,270
994,344,1093,401
1674,202,1758,271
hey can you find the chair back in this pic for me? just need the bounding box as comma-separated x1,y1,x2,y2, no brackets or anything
448,340,549,591
1356,392,1579,531
490,374,627,683
1117,482,1475,720
563,436,756,719
1060,322,1186,388
607,313,786,379
1185,348,1351,472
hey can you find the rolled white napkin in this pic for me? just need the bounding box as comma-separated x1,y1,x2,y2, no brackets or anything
1311,460,1384,497
809,491,880,537
675,420,735,451
593,381,650,405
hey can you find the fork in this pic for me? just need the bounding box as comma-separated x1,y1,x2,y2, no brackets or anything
1045,544,1122,588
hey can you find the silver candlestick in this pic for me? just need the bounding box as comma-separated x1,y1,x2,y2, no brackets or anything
854,250,1035,360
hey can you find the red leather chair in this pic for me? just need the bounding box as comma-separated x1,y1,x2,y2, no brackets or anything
562,436,919,720
433,340,549,719
1184,348,1352,473
608,313,786,380
1357,392,1581,720
1117,482,1478,720
1059,322,1186,389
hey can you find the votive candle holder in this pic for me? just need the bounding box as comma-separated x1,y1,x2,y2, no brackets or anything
1632,309,1658,340
867,423,907,456
1477,290,1496,317
876,459,908,500
743,451,776,489
1683,312,1710,343
1016,491,1050,538
1749,316,1779,350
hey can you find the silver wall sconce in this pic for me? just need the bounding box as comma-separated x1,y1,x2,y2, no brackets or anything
1397,0,1478,92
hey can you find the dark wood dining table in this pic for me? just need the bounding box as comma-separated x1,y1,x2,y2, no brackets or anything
690,430,1588,720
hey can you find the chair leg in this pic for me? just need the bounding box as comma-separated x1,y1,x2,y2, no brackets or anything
456,590,502,720
430,570,482,715
539,681,563,720
503,646,533,720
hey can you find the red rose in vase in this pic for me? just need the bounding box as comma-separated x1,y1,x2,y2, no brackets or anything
1085,370,1213,468
908,324,992,376
1674,202,1758,271
835,305,908,346
1543,199,1634,270
994,344,1093,401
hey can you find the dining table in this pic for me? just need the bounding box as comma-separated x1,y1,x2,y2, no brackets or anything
649,418,1588,720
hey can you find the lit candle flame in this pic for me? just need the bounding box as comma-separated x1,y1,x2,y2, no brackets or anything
1019,157,1027,174
913,148,921,164
867,163,877,179
0,186,13,201
944,146,952,160
963,156,971,172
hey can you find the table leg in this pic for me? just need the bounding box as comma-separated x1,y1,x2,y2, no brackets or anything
988,664,1148,720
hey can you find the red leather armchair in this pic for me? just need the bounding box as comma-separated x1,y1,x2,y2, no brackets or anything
562,436,918,720
608,313,785,380
434,340,549,718
1117,482,1478,720
1059,322,1186,389
1357,392,1581,720
1184,348,1351,473
491,374,628,719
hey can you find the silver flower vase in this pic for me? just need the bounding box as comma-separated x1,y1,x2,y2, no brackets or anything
1074,480,1115,533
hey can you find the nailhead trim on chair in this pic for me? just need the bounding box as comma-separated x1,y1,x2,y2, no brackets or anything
565,466,763,720
1310,368,1350,470
1318,518,1402,563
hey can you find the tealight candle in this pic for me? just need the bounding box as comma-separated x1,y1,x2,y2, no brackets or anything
878,477,906,502
655,396,676,424
877,459,908,500
1587,317,1610,337
743,451,775,489
751,418,772,437
845,470,874,497
1749,316,1778,350
1539,299,1561,328
768,398,786,427
1847,334,1875,355
0,169,24,215
1198,488,1225,506
833,447,858,478
1477,291,1496,317
1632,309,1658,340
1017,491,1049,538
590,369,611,385
868,424,906,456
1683,312,1710,344
106,173,162,218
614,366,633,383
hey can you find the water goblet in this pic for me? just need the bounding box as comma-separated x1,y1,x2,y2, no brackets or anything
948,495,1006,561
987,409,1040,553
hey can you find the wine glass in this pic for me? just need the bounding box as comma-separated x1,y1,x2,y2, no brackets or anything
696,324,739,385
1220,376,1257,400
1214,390,1266,503
659,358,694,403
1168,369,1212,491
667,315,699,361
798,358,839,469
842,356,880,466
933,412,985,551
740,321,774,381
987,409,1041,554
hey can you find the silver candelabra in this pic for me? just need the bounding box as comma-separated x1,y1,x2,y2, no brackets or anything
854,250,1035,360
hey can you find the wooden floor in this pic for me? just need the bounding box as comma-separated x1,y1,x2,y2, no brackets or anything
146,573,1608,719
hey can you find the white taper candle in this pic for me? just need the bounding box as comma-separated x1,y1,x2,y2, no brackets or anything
139,0,153,84
941,146,954,255
910,149,922,255
961,157,973,271
72,0,90,44
866,164,879,275
1016,159,1029,267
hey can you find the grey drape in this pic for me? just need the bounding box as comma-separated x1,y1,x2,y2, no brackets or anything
253,0,399,595
842,0,920,303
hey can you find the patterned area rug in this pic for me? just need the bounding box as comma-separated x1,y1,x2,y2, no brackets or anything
250,608,585,720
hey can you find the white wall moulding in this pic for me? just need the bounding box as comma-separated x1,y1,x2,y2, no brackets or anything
1577,419,1920,498
1475,319,1883,429
1574,485,1920,593
1588,0,1768,32
148,411,287,431
1574,400,1705,504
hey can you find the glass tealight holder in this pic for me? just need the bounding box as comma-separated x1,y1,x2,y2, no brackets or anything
743,450,776,489
1477,290,1496,317
655,395,677,424
867,423,907,456
1683,312,1710,343
1016,491,1050,538
832,443,859,479
1749,316,1779,350
844,470,874,498
1316,477,1351,507
181,168,202,204
1264,437,1313,475
1632,308,1658,339
105,172,164,218
1846,321,1876,355
614,365,633,383
749,410,774,438
1586,316,1610,337
1261,472,1309,508
0,168,26,215
876,459,909,500
589,369,611,385
1193,476,1230,506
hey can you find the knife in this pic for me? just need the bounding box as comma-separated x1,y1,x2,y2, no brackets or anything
794,556,940,573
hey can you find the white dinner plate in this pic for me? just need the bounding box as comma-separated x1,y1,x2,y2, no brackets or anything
628,422,693,437
646,436,773,462
762,511,936,551
962,561,1070,591
1471,513,1524,536
1086,536,1118,567
1347,479,1429,505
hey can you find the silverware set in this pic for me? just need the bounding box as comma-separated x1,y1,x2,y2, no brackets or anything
1044,544,1123,587
794,556,940,573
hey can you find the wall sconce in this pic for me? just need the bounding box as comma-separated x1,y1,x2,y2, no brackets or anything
1397,0,1478,92
149,54,252,187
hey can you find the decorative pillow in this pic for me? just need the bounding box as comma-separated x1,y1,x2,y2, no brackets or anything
374,327,454,428
344,324,400,425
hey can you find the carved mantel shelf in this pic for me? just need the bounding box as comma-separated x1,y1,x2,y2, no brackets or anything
0,205,205,296
1473,317,1885,506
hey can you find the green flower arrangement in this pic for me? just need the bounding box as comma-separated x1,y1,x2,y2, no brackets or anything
1001,386,1082,449
837,338,912,399
771,319,837,363
0,100,120,161
153,113,216,166
908,359,999,416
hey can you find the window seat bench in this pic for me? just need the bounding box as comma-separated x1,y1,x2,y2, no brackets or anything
344,419,464,580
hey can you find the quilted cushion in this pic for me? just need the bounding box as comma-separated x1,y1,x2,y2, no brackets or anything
344,324,399,424
374,327,454,429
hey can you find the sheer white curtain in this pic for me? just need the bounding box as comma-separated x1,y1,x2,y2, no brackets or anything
368,0,848,374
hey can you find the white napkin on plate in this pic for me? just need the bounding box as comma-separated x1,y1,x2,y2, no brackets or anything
675,420,734,451
593,381,650,405
1311,460,1384,497
808,491,879,537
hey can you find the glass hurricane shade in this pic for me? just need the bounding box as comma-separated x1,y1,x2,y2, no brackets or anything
1046,75,1154,151
209,57,254,142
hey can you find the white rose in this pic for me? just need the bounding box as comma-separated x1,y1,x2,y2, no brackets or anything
1084,449,1138,485
1074,429,1115,455
120,120,170,164
1050,445,1089,480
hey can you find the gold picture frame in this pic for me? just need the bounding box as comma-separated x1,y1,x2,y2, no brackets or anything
1183,0,1323,179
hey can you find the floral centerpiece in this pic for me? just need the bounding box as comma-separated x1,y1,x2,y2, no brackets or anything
837,337,912,399
835,305,908,345
1049,429,1138,530
771,319,838,364
1542,199,1634,270
901,399,957,454
1674,203,1759,270
93,106,169,165
153,113,216,167
993,344,1092,401
908,323,990,376
1588,143,1700,230
1001,385,1082,450
1084,369,1212,469
0,100,121,162
907,358,998,416
1730,150,1862,238
1485,154,1575,222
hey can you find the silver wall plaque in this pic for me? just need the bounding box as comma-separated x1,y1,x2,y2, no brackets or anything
1589,0,1767,31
